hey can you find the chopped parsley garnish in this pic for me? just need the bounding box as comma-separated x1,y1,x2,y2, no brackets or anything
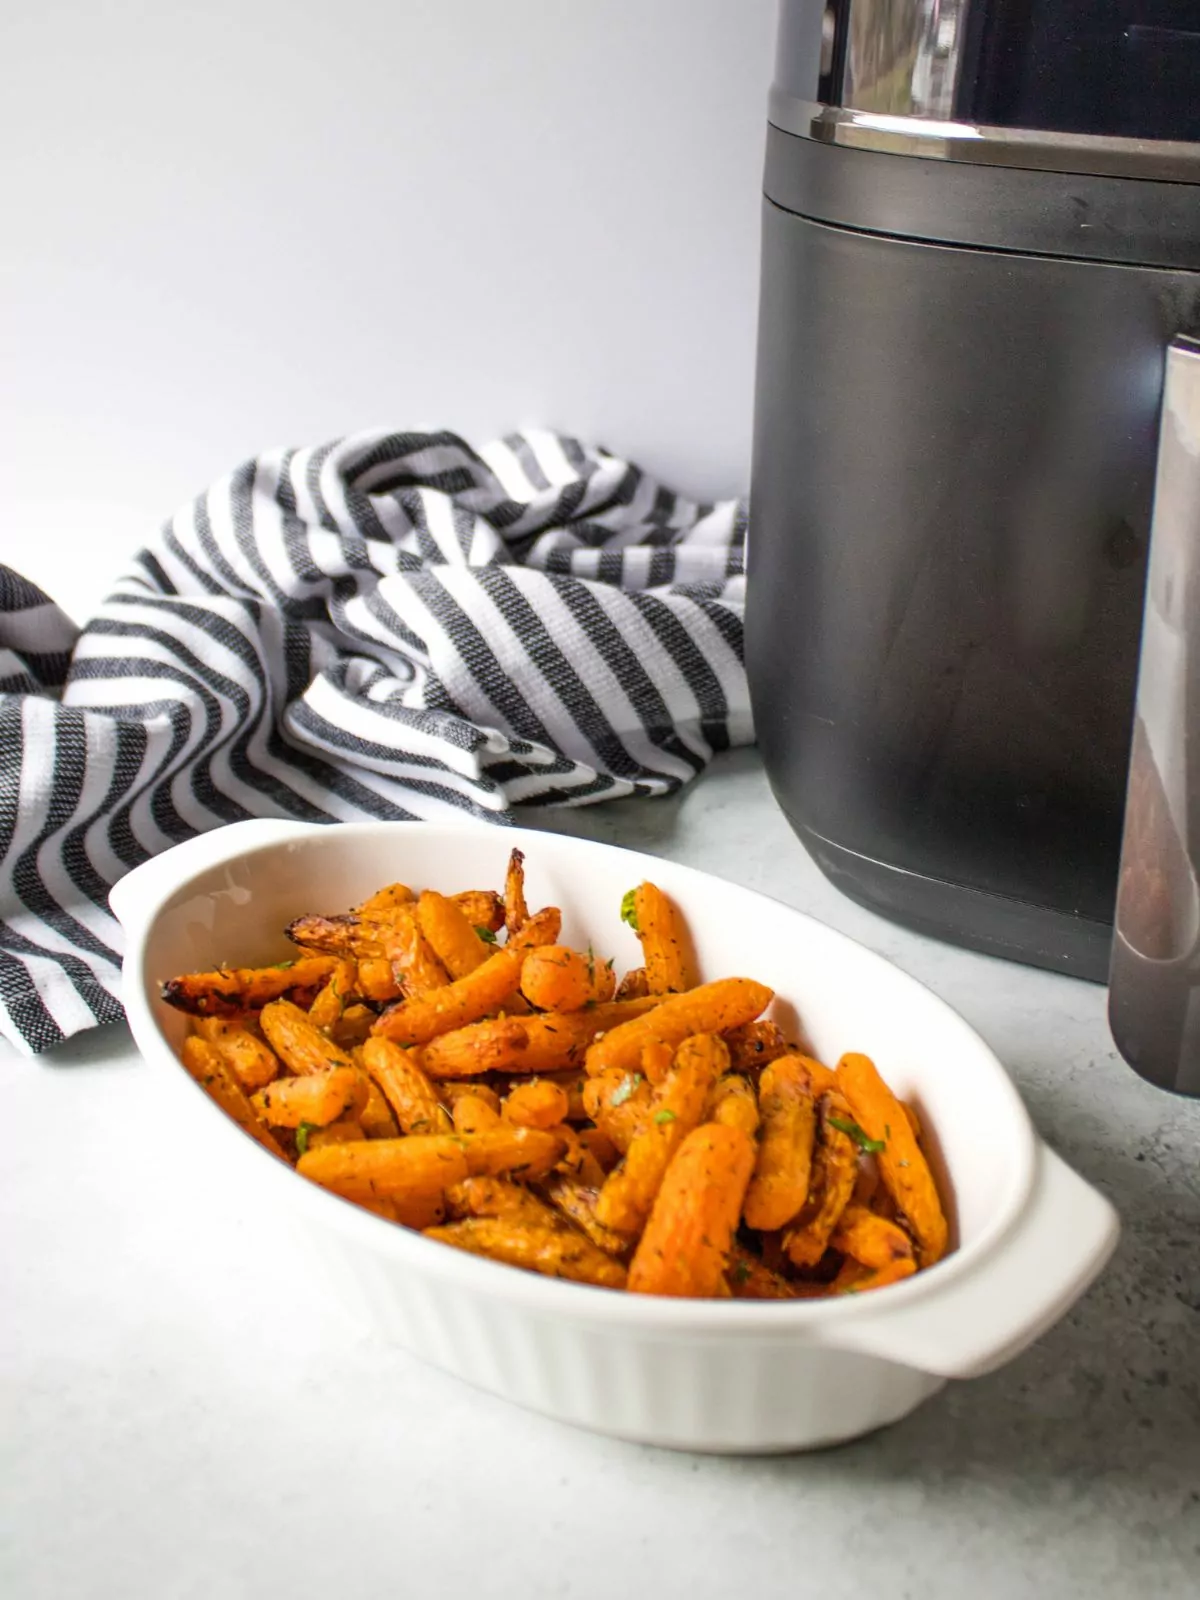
274,959,296,970
474,926,498,944
653,1109,677,1125
620,889,640,933
828,1114,886,1155
295,1121,316,1156
730,1258,753,1285
610,1071,643,1108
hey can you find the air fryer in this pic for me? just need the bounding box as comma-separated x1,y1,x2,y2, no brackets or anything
747,1,1200,1093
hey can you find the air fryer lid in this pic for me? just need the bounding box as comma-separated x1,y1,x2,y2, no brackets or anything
779,1,1200,146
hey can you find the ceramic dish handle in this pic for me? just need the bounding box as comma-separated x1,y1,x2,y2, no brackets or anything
108,819,322,935
827,1142,1119,1379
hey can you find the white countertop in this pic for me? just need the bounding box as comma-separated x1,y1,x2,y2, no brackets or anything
4,749,1198,1600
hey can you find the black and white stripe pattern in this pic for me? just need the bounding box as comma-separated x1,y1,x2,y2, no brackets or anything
0,428,750,1054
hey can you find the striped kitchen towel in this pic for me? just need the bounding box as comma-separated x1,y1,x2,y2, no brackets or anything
0,428,750,1055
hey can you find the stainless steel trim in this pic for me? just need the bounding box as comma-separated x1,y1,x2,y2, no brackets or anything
841,0,969,120
1110,337,1200,1097
769,94,1200,184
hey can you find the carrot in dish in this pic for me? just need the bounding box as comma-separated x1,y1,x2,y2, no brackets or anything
419,997,662,1078
628,1124,756,1298
252,1065,369,1129
836,1052,948,1267
162,954,337,1017
426,1219,628,1290
625,881,693,994
260,999,357,1077
416,890,493,981
585,978,773,1076
502,1078,571,1131
371,945,528,1045
360,1036,452,1136
194,1016,280,1091
180,1036,286,1157
784,1094,859,1268
595,1033,727,1236
743,1055,818,1232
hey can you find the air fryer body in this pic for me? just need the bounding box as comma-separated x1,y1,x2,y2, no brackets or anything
749,4,1200,981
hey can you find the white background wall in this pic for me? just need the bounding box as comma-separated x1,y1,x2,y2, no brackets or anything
0,0,777,620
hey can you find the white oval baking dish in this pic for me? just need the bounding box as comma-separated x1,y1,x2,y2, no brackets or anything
112,818,1118,1453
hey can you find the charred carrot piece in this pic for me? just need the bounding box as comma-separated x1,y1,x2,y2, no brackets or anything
162,955,337,1018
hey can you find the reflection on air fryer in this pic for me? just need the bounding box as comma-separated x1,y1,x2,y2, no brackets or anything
1115,717,1198,963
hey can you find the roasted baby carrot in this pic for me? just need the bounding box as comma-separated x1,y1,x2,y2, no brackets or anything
358,1076,400,1139
360,1036,452,1135
451,889,505,934
307,958,357,1033
354,882,414,917
181,1036,286,1157
416,890,493,981
520,945,615,1011
705,1072,760,1139
377,903,450,997
581,1065,654,1153
585,978,773,1076
542,1175,631,1257
371,944,527,1045
721,1020,789,1075
628,1124,757,1298
194,1016,280,1091
354,956,403,1003
297,1136,469,1219
629,881,693,993
162,954,337,1017
837,1052,948,1266
334,1002,377,1049
260,999,358,1077
452,1093,503,1134
285,914,379,958
419,996,662,1078
502,1078,571,1131
425,1219,628,1289
252,1066,369,1129
726,1245,800,1300
444,1176,562,1230
784,1094,859,1268
505,906,562,952
596,1033,727,1236
831,1204,916,1272
458,1125,566,1182
743,1055,818,1231
615,966,650,1001
504,848,529,935
304,1118,367,1151
438,1080,502,1116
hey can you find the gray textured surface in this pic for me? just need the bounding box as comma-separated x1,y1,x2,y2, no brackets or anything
3,749,1198,1599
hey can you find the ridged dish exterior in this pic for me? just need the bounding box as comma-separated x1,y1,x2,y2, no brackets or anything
303,1219,944,1451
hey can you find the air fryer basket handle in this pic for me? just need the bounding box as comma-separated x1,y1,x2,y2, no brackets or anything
1109,335,1200,1096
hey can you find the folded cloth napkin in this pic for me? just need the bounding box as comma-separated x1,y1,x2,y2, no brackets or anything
0,428,750,1055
